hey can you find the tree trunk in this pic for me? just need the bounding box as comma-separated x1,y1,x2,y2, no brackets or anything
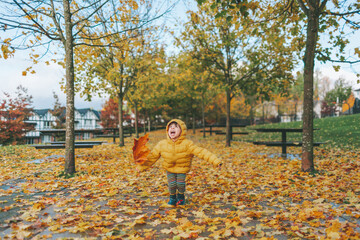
192,111,196,134
63,0,75,175
301,10,319,172
118,94,124,147
250,105,254,125
185,114,189,129
202,97,206,138
226,88,231,147
148,114,151,132
262,102,265,124
143,113,146,134
134,101,139,138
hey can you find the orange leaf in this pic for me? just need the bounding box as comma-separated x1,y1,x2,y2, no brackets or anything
132,133,150,165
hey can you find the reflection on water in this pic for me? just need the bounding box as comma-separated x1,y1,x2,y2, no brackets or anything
26,155,65,164
27,159,44,164
257,153,301,160
0,179,26,190
0,155,64,190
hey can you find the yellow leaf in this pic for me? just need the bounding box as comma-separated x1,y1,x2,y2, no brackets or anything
234,226,244,237
49,225,60,232
291,225,299,231
326,220,342,238
32,202,45,211
161,228,175,234
327,231,341,240
355,47,360,57
333,65,340,72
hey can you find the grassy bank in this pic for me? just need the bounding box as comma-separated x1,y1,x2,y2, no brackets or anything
240,113,360,148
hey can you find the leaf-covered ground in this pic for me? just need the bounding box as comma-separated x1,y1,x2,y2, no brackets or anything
0,130,359,239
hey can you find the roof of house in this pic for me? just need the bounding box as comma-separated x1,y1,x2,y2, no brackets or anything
92,110,101,119
77,108,101,119
354,88,360,92
33,108,100,119
33,109,50,116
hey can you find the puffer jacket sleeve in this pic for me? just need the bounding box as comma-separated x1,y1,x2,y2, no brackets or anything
188,141,222,167
138,141,162,171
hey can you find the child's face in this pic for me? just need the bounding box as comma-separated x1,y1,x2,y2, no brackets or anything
168,123,182,141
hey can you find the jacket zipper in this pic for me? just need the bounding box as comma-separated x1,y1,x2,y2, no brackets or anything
173,141,176,157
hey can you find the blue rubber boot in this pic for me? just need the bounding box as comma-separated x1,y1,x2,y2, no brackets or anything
167,194,177,207
177,193,185,206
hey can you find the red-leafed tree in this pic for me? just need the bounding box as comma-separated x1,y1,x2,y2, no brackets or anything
320,101,337,118
0,85,34,145
100,98,119,130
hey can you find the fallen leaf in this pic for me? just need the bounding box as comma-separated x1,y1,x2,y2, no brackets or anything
132,133,150,165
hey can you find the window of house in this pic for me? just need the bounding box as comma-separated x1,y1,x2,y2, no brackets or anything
85,120,92,126
84,133,90,139
43,135,51,143
44,121,52,128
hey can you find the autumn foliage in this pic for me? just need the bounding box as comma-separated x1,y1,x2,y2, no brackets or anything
0,130,360,239
0,86,34,145
132,133,150,165
100,98,119,129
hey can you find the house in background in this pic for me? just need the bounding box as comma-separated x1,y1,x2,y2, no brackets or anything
75,108,102,140
353,88,360,114
341,90,360,115
75,108,102,129
25,109,58,144
257,100,322,124
25,108,102,144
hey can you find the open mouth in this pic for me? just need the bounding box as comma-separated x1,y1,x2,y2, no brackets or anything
170,131,176,135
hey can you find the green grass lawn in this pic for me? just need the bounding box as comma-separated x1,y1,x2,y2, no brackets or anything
240,113,360,148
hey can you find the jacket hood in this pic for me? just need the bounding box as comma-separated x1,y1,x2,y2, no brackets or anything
166,119,187,142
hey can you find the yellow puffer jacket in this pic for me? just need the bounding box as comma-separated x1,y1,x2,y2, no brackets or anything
138,119,221,173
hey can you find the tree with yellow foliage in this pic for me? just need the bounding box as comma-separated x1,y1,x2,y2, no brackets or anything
177,1,296,146
0,0,170,174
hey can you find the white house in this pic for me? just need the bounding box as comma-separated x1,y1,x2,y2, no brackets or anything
281,100,322,122
75,108,102,129
25,109,58,144
25,108,102,144
257,100,323,123
351,88,360,114
75,108,102,140
354,88,360,98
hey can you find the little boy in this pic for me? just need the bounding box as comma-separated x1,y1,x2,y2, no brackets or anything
138,119,222,206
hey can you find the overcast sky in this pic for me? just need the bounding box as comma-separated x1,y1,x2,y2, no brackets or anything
0,1,359,110
0,56,105,110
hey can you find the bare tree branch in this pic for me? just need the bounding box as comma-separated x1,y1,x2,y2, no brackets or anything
49,0,65,43
317,51,360,64
325,10,360,16
0,19,61,41
72,0,110,37
342,16,360,29
14,0,59,40
297,0,309,16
